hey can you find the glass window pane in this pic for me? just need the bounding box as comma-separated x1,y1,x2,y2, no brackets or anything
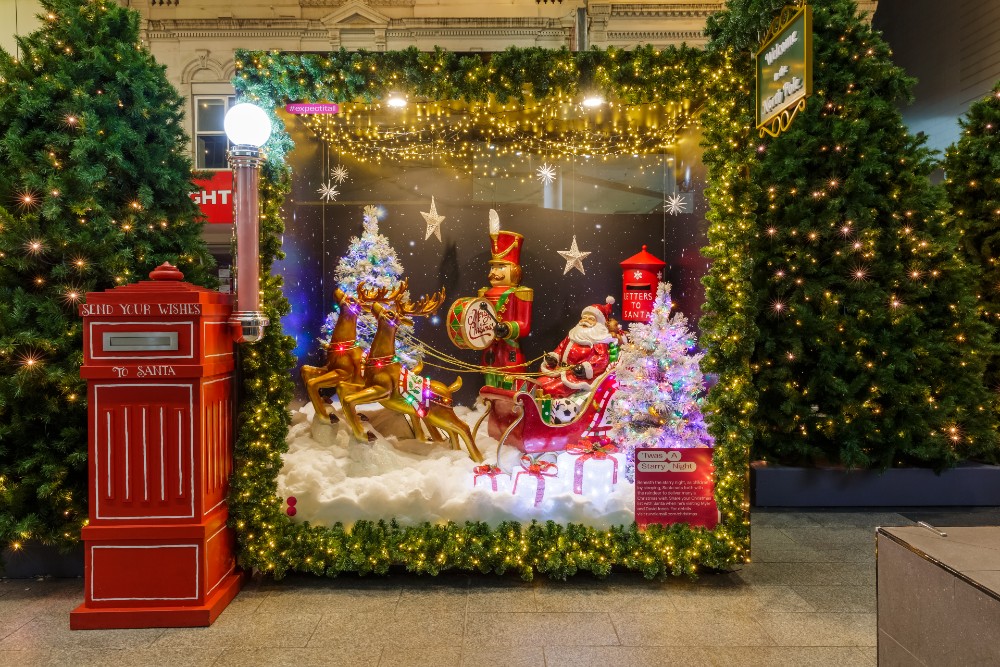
197,99,227,132
197,135,229,169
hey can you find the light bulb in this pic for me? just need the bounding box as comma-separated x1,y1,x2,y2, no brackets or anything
224,103,272,147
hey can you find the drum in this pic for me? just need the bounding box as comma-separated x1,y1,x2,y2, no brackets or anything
447,297,497,350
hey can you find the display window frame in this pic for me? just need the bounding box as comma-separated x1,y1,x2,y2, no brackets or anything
227,46,753,580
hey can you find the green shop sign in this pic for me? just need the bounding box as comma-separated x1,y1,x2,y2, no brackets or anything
755,4,813,137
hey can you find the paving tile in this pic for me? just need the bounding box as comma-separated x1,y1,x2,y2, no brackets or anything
465,612,619,647
153,612,320,649
750,526,801,549
254,582,401,615
802,512,910,528
0,647,226,666
214,588,270,616
379,643,462,667
733,562,850,586
670,584,813,613
854,645,878,666
0,650,52,666
466,585,537,612
544,645,710,667
610,611,775,647
460,643,544,666
215,646,380,667
308,610,465,648
704,645,873,666
748,546,827,563
757,612,876,647
790,585,876,613
750,512,823,528
809,547,876,564
779,527,877,550
0,615,164,651
533,581,677,613
396,586,468,613
828,561,876,587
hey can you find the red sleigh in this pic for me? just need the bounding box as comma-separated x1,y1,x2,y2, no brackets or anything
472,371,619,456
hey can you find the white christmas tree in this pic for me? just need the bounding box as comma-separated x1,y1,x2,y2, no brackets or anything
321,206,423,368
607,282,713,481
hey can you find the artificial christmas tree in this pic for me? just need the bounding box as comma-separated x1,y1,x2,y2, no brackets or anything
944,81,1000,389
321,206,422,369
0,0,213,554
607,283,713,481
707,0,998,469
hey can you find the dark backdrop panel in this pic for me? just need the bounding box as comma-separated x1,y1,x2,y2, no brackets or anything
275,118,708,405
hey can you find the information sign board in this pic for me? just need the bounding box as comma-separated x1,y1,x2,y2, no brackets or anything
634,448,718,529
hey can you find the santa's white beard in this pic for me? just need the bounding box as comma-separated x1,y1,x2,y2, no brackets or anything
567,322,612,347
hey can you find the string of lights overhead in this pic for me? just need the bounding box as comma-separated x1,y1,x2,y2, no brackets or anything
295,95,697,172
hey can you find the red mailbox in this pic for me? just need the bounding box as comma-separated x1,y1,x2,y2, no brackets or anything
620,245,666,322
70,262,243,629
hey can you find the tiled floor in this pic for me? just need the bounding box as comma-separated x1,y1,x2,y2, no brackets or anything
0,510,918,666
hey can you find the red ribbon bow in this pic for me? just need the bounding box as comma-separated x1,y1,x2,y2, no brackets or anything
513,454,558,507
472,464,508,492
566,436,620,495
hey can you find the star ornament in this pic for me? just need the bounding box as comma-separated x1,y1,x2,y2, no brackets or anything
318,181,340,202
331,165,350,183
558,235,591,275
536,162,557,185
421,196,445,242
664,192,687,216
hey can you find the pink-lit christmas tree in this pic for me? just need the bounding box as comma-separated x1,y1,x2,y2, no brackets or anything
607,282,713,481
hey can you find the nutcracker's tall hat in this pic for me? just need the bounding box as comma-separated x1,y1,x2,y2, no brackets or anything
487,209,524,267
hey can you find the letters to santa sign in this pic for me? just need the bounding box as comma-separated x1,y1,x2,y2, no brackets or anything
191,171,234,224
634,448,718,529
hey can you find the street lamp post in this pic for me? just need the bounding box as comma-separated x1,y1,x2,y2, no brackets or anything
224,102,272,343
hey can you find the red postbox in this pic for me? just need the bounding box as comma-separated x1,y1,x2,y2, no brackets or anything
620,245,666,322
70,262,243,629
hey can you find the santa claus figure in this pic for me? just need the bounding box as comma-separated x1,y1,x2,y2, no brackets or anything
535,297,616,399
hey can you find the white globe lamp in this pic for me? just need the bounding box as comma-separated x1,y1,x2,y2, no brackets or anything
224,102,272,148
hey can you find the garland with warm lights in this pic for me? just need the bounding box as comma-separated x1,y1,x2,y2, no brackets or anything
229,45,752,579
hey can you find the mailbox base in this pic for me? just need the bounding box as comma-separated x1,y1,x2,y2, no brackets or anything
71,570,244,629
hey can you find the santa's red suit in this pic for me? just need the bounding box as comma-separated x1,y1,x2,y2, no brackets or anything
535,298,615,399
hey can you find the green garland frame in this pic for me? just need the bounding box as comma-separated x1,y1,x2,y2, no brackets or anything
229,45,755,579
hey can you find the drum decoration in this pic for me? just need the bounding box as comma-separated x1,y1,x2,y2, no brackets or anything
447,297,497,350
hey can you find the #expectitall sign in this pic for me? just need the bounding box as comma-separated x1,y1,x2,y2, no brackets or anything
755,4,813,134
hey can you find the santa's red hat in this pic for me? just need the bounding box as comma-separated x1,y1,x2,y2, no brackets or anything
583,296,615,325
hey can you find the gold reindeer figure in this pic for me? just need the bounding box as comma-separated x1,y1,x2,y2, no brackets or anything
340,287,484,463
299,282,407,422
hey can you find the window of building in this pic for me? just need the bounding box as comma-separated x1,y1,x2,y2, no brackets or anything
194,96,235,169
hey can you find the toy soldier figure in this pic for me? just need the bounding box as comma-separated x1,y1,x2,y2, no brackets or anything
478,210,533,390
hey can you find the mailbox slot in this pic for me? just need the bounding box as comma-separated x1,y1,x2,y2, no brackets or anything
625,282,652,292
103,331,178,352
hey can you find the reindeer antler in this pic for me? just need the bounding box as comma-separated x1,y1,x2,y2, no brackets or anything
401,287,446,318
357,279,409,308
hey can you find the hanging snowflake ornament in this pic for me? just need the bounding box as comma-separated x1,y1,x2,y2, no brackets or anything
318,181,340,202
331,165,350,183
558,235,591,275
420,196,445,242
536,162,557,185
664,192,687,216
